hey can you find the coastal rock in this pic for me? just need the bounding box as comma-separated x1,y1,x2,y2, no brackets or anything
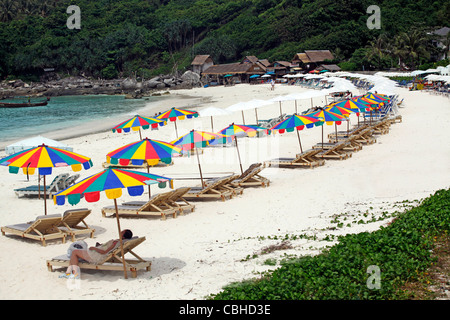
181,71,200,86
121,78,137,90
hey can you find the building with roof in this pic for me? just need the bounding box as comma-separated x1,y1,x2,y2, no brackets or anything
191,55,214,75
292,50,335,71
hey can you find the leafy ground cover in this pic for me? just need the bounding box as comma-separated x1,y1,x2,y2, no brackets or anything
211,188,450,300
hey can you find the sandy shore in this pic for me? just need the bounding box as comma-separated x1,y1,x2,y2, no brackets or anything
0,82,449,300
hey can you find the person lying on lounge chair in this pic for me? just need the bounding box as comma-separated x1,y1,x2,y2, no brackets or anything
59,229,133,279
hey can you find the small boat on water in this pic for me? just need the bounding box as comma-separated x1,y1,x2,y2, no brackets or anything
0,98,49,108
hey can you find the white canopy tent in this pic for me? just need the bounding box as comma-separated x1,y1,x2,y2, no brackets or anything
5,136,73,155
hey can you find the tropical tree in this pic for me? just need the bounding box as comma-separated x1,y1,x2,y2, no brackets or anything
365,34,388,70
393,30,430,70
0,0,18,22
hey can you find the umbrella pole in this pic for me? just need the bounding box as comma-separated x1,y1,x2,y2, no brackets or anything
38,173,41,199
335,122,338,143
235,137,244,175
254,108,258,124
174,121,178,138
114,198,128,279
322,125,324,150
296,129,303,153
279,101,282,116
139,128,142,140
43,175,47,215
195,147,205,187
241,110,245,125
295,100,298,114
147,166,151,199
210,116,214,132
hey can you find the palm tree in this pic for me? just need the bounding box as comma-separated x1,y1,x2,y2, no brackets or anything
394,30,430,70
365,34,388,70
0,0,18,22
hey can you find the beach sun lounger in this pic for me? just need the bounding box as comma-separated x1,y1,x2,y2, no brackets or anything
122,188,195,215
231,163,270,187
265,148,325,168
101,191,178,220
56,208,95,241
165,187,195,214
14,173,70,198
183,175,237,201
1,214,66,246
46,236,151,278
315,141,352,160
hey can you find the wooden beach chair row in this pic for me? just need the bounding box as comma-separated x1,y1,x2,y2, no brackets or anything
47,236,151,279
265,148,325,168
1,208,94,246
101,187,195,220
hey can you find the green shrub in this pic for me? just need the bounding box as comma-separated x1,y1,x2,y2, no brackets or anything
211,189,450,300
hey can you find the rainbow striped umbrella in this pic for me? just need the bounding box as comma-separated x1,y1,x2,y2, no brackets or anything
171,130,217,186
106,138,181,198
171,130,217,152
200,131,234,146
0,144,92,214
270,114,323,153
112,115,166,140
364,92,390,102
218,123,268,138
306,109,347,149
156,107,199,138
53,168,172,279
218,124,269,174
106,138,182,167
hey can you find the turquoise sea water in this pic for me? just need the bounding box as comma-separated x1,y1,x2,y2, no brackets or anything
0,95,157,144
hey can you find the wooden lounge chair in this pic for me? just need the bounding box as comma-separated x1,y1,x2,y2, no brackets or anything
62,174,80,189
165,187,195,214
1,214,66,246
183,175,236,201
231,163,270,188
46,236,151,278
315,141,352,160
57,208,95,241
213,174,244,197
14,173,70,198
101,192,178,220
265,148,325,168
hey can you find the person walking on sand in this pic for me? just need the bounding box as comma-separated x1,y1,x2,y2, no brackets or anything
270,79,275,91
59,229,133,279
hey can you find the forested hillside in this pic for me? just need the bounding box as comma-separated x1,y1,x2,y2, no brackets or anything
0,0,448,81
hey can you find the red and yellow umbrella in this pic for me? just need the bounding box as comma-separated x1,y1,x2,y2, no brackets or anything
156,107,199,138
54,168,172,278
112,115,166,140
0,144,92,214
305,109,347,149
171,130,217,186
270,114,323,153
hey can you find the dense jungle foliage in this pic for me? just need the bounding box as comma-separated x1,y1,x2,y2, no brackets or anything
0,0,448,80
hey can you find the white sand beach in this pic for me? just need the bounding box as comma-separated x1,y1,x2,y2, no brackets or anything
0,81,449,300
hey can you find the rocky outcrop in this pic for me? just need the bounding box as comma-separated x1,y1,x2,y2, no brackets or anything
0,70,203,99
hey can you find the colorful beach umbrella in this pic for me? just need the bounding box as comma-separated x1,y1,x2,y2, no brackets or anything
156,107,199,138
106,138,182,198
364,92,390,102
54,168,173,279
112,115,166,140
271,114,323,153
0,144,92,215
106,138,182,167
171,130,217,187
305,109,347,149
324,104,356,141
218,124,269,174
